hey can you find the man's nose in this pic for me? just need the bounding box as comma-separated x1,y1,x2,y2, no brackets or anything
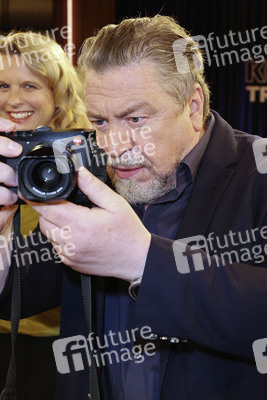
105,125,134,158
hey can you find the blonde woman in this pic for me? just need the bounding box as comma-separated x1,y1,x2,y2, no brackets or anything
0,31,90,400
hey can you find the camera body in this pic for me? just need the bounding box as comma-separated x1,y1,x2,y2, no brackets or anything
0,126,106,205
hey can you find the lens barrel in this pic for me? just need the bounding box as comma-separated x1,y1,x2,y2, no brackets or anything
18,145,77,203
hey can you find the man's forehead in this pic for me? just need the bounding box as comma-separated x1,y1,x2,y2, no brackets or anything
85,67,120,86
84,62,159,85
84,63,174,116
85,68,165,108
86,100,156,119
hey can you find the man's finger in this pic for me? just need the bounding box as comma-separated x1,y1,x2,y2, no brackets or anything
28,201,73,227
78,166,122,211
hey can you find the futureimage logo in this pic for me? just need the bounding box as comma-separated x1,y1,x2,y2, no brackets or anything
53,335,91,374
53,326,157,374
172,25,267,73
253,338,267,374
193,26,267,67
172,235,211,274
0,26,75,71
173,226,267,274
0,226,74,270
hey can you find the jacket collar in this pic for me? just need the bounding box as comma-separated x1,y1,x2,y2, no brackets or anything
176,110,238,239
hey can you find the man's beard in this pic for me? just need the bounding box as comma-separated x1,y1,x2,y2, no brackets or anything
107,156,176,205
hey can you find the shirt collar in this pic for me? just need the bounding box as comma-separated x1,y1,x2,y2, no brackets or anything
150,113,215,205
135,113,215,209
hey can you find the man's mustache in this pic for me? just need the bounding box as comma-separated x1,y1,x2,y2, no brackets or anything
107,155,151,168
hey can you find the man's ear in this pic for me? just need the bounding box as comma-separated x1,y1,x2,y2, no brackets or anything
189,85,204,132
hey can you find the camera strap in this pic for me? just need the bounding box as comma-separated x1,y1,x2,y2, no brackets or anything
1,212,100,400
80,274,100,400
0,210,21,400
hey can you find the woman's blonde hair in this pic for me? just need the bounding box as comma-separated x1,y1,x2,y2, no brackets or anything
78,15,210,124
0,31,89,129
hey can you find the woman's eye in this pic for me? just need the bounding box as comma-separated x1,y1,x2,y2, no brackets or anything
25,84,36,89
0,84,9,89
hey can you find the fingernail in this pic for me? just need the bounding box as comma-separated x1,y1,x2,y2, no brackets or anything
8,140,22,153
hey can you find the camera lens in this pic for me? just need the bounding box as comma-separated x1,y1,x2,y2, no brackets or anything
18,153,76,202
32,161,62,191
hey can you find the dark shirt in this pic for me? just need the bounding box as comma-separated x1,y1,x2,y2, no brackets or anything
102,115,214,399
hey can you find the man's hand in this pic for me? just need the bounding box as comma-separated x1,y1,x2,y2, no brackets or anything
30,167,151,282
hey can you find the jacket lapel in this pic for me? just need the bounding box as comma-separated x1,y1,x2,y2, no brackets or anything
176,111,238,239
176,160,235,239
159,112,238,394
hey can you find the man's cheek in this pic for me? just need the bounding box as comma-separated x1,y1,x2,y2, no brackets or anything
143,142,156,158
97,137,108,152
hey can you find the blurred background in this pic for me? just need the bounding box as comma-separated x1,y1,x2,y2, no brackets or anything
0,0,266,136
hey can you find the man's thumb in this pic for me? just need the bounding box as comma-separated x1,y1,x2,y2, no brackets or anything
78,166,119,210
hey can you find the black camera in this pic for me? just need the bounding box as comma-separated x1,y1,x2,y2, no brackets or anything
0,126,106,205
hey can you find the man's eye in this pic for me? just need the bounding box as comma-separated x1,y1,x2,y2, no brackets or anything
0,84,9,89
93,120,107,127
129,117,143,123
